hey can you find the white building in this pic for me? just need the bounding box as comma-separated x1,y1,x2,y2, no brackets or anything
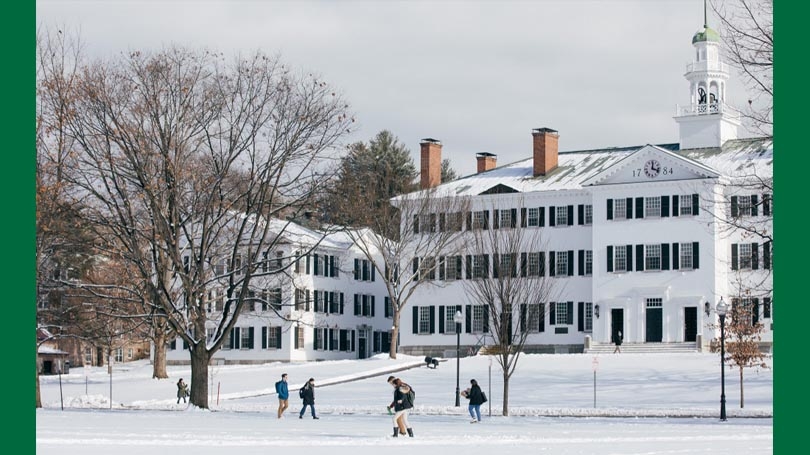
396,18,772,355
166,221,393,364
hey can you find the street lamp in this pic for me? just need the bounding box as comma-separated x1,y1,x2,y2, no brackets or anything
716,297,728,422
454,310,463,407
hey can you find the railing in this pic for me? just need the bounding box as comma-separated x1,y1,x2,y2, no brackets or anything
685,61,729,73
675,102,741,121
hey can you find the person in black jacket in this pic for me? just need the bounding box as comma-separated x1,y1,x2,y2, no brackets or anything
298,378,319,419
387,376,414,437
462,379,485,422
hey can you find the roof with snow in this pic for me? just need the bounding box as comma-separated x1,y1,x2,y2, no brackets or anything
397,137,772,199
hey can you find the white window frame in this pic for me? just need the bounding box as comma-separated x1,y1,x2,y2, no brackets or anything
418,307,431,334
584,204,593,225
614,247,627,272
127,348,133,359
739,243,753,269
500,254,513,277
472,211,487,229
527,208,540,227
556,251,568,277
645,244,662,271
679,243,694,270
645,197,661,218
527,304,541,333
419,214,434,233
296,327,305,350
472,305,485,333
528,252,541,276
84,347,93,364
585,250,593,276
240,327,251,350
584,302,593,332
614,199,627,220
473,255,487,279
737,196,753,217
556,206,568,226
555,302,568,325
679,195,693,215
114,347,124,363
446,256,461,280
445,306,460,334
500,210,512,229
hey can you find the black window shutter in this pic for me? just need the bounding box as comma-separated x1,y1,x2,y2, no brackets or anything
314,329,320,350
692,194,699,215
466,211,472,230
764,241,771,269
731,196,738,217
577,302,584,331
439,213,446,232
439,256,445,280
314,254,320,276
340,292,345,314
511,208,518,228
371,265,375,282
493,209,500,229
412,257,419,281
567,205,574,226
306,254,311,274
483,210,490,230
483,254,490,278
636,244,644,271
607,199,613,220
429,306,435,334
170,339,176,350
438,306,445,333
626,197,633,219
492,253,500,278
413,215,419,234
539,252,545,276
294,328,299,349
763,194,771,216
752,299,760,325
276,328,282,349
751,195,759,216
549,206,556,226
521,208,527,227
384,297,390,318
566,302,574,325
229,329,235,349
549,251,556,276
763,298,771,318
466,255,472,279
661,196,670,217
520,304,527,331
635,197,644,219
330,255,336,277
483,309,489,333
567,250,574,276
672,243,680,270
672,195,679,217
539,303,545,332
626,245,633,271
465,305,472,333
693,242,699,269
752,243,759,270
731,244,738,270
578,250,585,276
578,204,585,225
412,306,419,334
354,259,360,280
661,243,670,270
521,252,528,277
249,327,255,349
549,303,556,326
183,338,189,350
262,327,267,349
354,294,360,315
539,207,545,226
607,246,614,273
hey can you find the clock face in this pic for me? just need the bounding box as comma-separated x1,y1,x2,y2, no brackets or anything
643,159,661,178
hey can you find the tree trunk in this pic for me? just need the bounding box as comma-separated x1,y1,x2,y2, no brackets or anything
739,368,745,408
389,314,399,359
189,346,211,408
502,371,510,416
152,332,169,379
36,361,42,408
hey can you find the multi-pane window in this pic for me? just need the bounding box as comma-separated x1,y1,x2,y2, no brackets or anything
472,305,486,333
362,295,373,316
614,199,627,220
500,210,513,229
584,205,593,225
385,297,393,319
739,243,753,269
614,247,627,272
645,244,662,270
679,243,694,269
296,327,305,350
443,212,463,232
527,304,541,333
214,258,226,276
645,197,661,218
472,211,487,229
84,347,93,364
127,348,133,359
418,307,431,334
585,250,593,275
737,196,752,217
528,252,542,276
265,327,280,349
527,208,540,227
584,302,593,332
419,214,435,233
555,206,568,226
679,195,693,215
239,328,251,349
472,255,488,279
499,254,514,278
555,302,568,325
445,256,462,280
421,256,436,280
114,348,123,363
445,306,461,334
314,328,326,350
556,251,568,277
331,329,339,350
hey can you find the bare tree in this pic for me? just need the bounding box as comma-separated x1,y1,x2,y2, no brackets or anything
711,0,772,134
49,46,353,408
347,189,470,358
462,203,557,416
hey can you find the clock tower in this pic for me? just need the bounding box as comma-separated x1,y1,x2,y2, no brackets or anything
673,0,740,150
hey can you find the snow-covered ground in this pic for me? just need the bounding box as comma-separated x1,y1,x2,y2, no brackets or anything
37,352,773,454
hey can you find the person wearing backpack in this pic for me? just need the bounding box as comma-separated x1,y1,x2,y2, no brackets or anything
386,376,414,437
275,373,289,418
461,378,486,423
298,378,319,419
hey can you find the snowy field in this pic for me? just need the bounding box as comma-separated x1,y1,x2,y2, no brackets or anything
37,352,773,454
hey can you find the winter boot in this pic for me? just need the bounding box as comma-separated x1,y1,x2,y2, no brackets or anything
407,428,414,438
392,427,399,437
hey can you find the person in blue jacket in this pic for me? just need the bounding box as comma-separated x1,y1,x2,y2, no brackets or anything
275,373,289,418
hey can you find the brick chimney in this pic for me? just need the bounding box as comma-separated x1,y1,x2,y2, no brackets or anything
476,152,497,173
420,138,442,189
532,128,559,176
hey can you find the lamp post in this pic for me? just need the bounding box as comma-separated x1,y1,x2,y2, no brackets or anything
454,310,463,407
716,297,728,422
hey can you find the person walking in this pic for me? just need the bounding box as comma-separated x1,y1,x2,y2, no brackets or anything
462,379,486,423
176,378,189,404
613,330,623,353
387,376,414,437
275,373,289,418
298,378,319,419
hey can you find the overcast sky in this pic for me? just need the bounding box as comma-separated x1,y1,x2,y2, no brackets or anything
36,0,752,177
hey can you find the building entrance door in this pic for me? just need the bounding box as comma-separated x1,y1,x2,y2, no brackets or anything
684,307,697,342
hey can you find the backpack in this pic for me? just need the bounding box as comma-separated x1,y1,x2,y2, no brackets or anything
299,386,306,399
404,387,415,407
481,392,487,403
